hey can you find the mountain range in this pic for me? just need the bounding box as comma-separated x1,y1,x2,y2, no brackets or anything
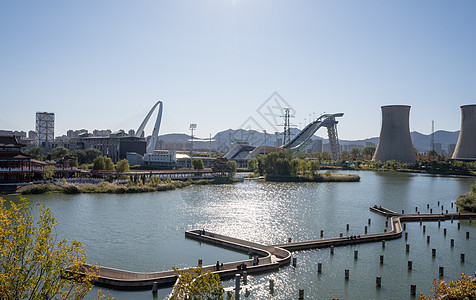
157,129,460,154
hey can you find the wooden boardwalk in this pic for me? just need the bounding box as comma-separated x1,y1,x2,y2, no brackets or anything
70,207,475,290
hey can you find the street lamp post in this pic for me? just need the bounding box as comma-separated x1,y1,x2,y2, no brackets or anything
189,124,197,168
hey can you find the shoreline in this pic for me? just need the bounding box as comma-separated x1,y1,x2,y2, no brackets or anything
12,178,238,196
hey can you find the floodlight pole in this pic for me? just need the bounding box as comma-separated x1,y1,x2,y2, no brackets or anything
189,124,197,168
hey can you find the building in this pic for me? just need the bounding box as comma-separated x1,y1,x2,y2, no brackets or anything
70,134,146,163
452,104,476,161
372,105,417,164
36,112,55,147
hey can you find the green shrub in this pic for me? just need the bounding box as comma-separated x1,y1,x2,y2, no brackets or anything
63,184,80,194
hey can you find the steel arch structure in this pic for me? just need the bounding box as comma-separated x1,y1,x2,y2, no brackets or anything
135,101,163,154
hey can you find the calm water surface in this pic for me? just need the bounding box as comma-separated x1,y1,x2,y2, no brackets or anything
13,171,476,299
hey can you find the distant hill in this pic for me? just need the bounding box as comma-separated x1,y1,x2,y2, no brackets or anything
157,129,460,154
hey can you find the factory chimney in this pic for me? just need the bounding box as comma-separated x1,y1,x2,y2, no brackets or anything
452,104,476,161
372,105,417,164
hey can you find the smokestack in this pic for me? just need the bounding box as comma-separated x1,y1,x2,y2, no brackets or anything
452,105,476,160
372,105,417,164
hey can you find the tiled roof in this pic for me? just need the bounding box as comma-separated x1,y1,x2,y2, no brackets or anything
0,136,26,148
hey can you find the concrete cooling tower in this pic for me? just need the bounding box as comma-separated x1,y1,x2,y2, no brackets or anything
452,104,476,160
372,105,417,164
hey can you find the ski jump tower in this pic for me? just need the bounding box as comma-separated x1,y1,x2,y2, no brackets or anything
135,101,163,154
452,104,476,161
372,105,417,164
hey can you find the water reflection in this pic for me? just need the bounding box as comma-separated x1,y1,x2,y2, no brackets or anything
11,171,475,299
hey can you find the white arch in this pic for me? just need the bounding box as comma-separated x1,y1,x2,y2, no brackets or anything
136,101,163,153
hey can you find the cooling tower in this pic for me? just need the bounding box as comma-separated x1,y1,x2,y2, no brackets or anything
372,105,417,164
452,105,476,160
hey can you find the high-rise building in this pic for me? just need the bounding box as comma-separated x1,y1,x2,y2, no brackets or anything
35,112,55,147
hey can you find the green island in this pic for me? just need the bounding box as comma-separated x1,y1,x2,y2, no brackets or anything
247,151,360,183
456,179,476,212
17,177,238,195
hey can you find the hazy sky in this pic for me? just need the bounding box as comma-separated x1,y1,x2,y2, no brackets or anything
1,1,475,140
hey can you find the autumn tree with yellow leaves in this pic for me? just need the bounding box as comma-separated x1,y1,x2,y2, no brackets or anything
0,197,101,299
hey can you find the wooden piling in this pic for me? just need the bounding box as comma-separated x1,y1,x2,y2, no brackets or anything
376,276,381,287
411,284,416,295
368,218,371,225
461,253,465,262
432,248,436,257
406,243,410,252
293,257,297,267
439,266,444,277
345,269,349,280
354,250,358,259
466,231,469,238
198,259,203,266
380,254,384,264
235,274,240,300
269,279,275,292
298,289,304,300
382,240,386,248
405,232,408,240
408,260,412,270
451,239,454,247
318,262,322,273
427,235,430,243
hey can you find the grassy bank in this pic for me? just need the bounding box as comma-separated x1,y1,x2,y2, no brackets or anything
17,177,237,195
265,173,360,183
456,192,476,212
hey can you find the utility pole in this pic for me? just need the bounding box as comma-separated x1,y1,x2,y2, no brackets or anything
431,120,435,151
279,108,295,145
189,124,197,168
263,130,267,156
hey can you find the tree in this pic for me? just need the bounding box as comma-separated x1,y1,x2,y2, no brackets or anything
92,156,115,171
170,267,224,300
25,147,44,159
116,159,130,172
362,146,376,159
350,148,361,160
308,160,320,174
84,149,103,164
43,165,55,180
51,146,69,158
104,157,115,171
225,160,237,178
290,158,300,176
92,156,106,170
0,197,99,299
419,272,476,299
192,158,204,170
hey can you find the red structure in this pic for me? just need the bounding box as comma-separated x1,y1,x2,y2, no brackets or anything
0,136,78,184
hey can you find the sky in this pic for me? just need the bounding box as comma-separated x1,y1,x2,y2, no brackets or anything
1,0,475,141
